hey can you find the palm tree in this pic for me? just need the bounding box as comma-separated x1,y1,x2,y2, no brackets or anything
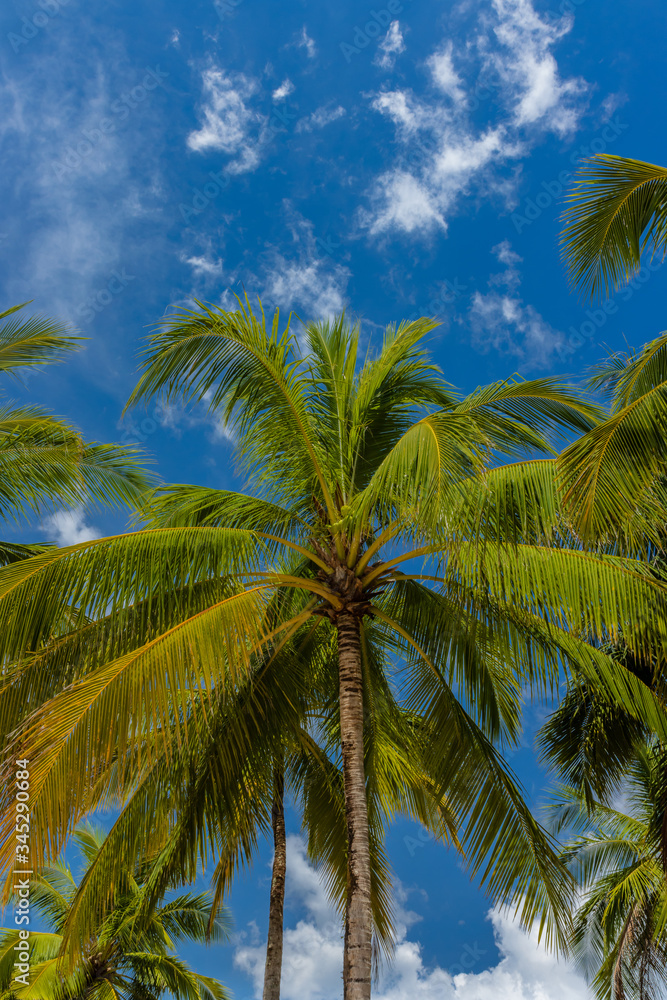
550,743,667,1000
39,611,458,1000
561,154,667,301
557,155,667,546
3,307,667,998
555,329,667,548
0,302,148,563
0,824,231,1000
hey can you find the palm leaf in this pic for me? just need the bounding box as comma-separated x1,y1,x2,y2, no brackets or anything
561,154,667,299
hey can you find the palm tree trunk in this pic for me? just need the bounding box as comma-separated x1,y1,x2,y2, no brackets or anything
337,611,372,1000
263,768,286,1000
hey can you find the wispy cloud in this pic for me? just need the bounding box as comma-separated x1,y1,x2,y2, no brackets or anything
374,21,406,70
489,0,587,135
272,78,295,101
296,26,317,59
260,208,350,319
427,43,467,105
182,253,224,279
469,241,567,367
296,104,346,133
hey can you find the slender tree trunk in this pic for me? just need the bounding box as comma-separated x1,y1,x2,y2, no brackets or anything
337,611,372,1000
263,768,286,1000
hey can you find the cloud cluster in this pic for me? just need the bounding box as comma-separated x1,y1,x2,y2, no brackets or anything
187,68,265,173
363,0,588,237
234,837,590,1000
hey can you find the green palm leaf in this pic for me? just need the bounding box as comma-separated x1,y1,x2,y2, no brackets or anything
561,154,667,299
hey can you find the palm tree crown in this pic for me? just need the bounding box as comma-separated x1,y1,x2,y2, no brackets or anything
3,304,667,997
0,824,231,1000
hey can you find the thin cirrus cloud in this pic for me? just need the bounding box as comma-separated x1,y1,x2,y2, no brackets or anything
259,208,350,319
361,0,588,238
234,837,590,1000
295,104,346,133
296,25,318,59
179,207,350,320
468,240,568,366
374,21,406,70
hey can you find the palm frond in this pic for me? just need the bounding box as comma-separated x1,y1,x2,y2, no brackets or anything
561,154,667,299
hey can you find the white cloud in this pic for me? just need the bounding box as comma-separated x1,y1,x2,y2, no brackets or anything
490,0,587,135
371,90,422,131
363,0,588,237
297,26,317,59
374,21,406,70
46,508,101,547
260,208,350,319
296,105,346,133
187,68,264,173
183,254,223,279
272,78,295,102
493,239,522,268
469,241,567,367
234,837,590,1000
234,837,343,999
265,260,348,319
364,121,511,236
428,43,466,104
366,171,447,236
469,290,564,366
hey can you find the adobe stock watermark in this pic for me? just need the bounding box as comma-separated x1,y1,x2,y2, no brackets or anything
556,258,664,362
511,117,629,234
75,269,136,324
51,67,169,182
405,278,468,323
448,941,487,979
7,0,71,54
340,0,413,63
314,232,342,259
13,759,31,990
119,400,171,450
543,0,587,24
179,104,297,223
214,0,244,18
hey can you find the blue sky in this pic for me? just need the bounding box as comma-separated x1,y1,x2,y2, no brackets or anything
1,0,665,995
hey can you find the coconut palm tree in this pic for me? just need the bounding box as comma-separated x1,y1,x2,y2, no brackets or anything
558,156,667,546
561,154,667,301
3,307,667,999
0,564,455,1000
35,604,458,1000
550,743,667,1000
0,824,231,1000
0,302,148,563
556,330,667,548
